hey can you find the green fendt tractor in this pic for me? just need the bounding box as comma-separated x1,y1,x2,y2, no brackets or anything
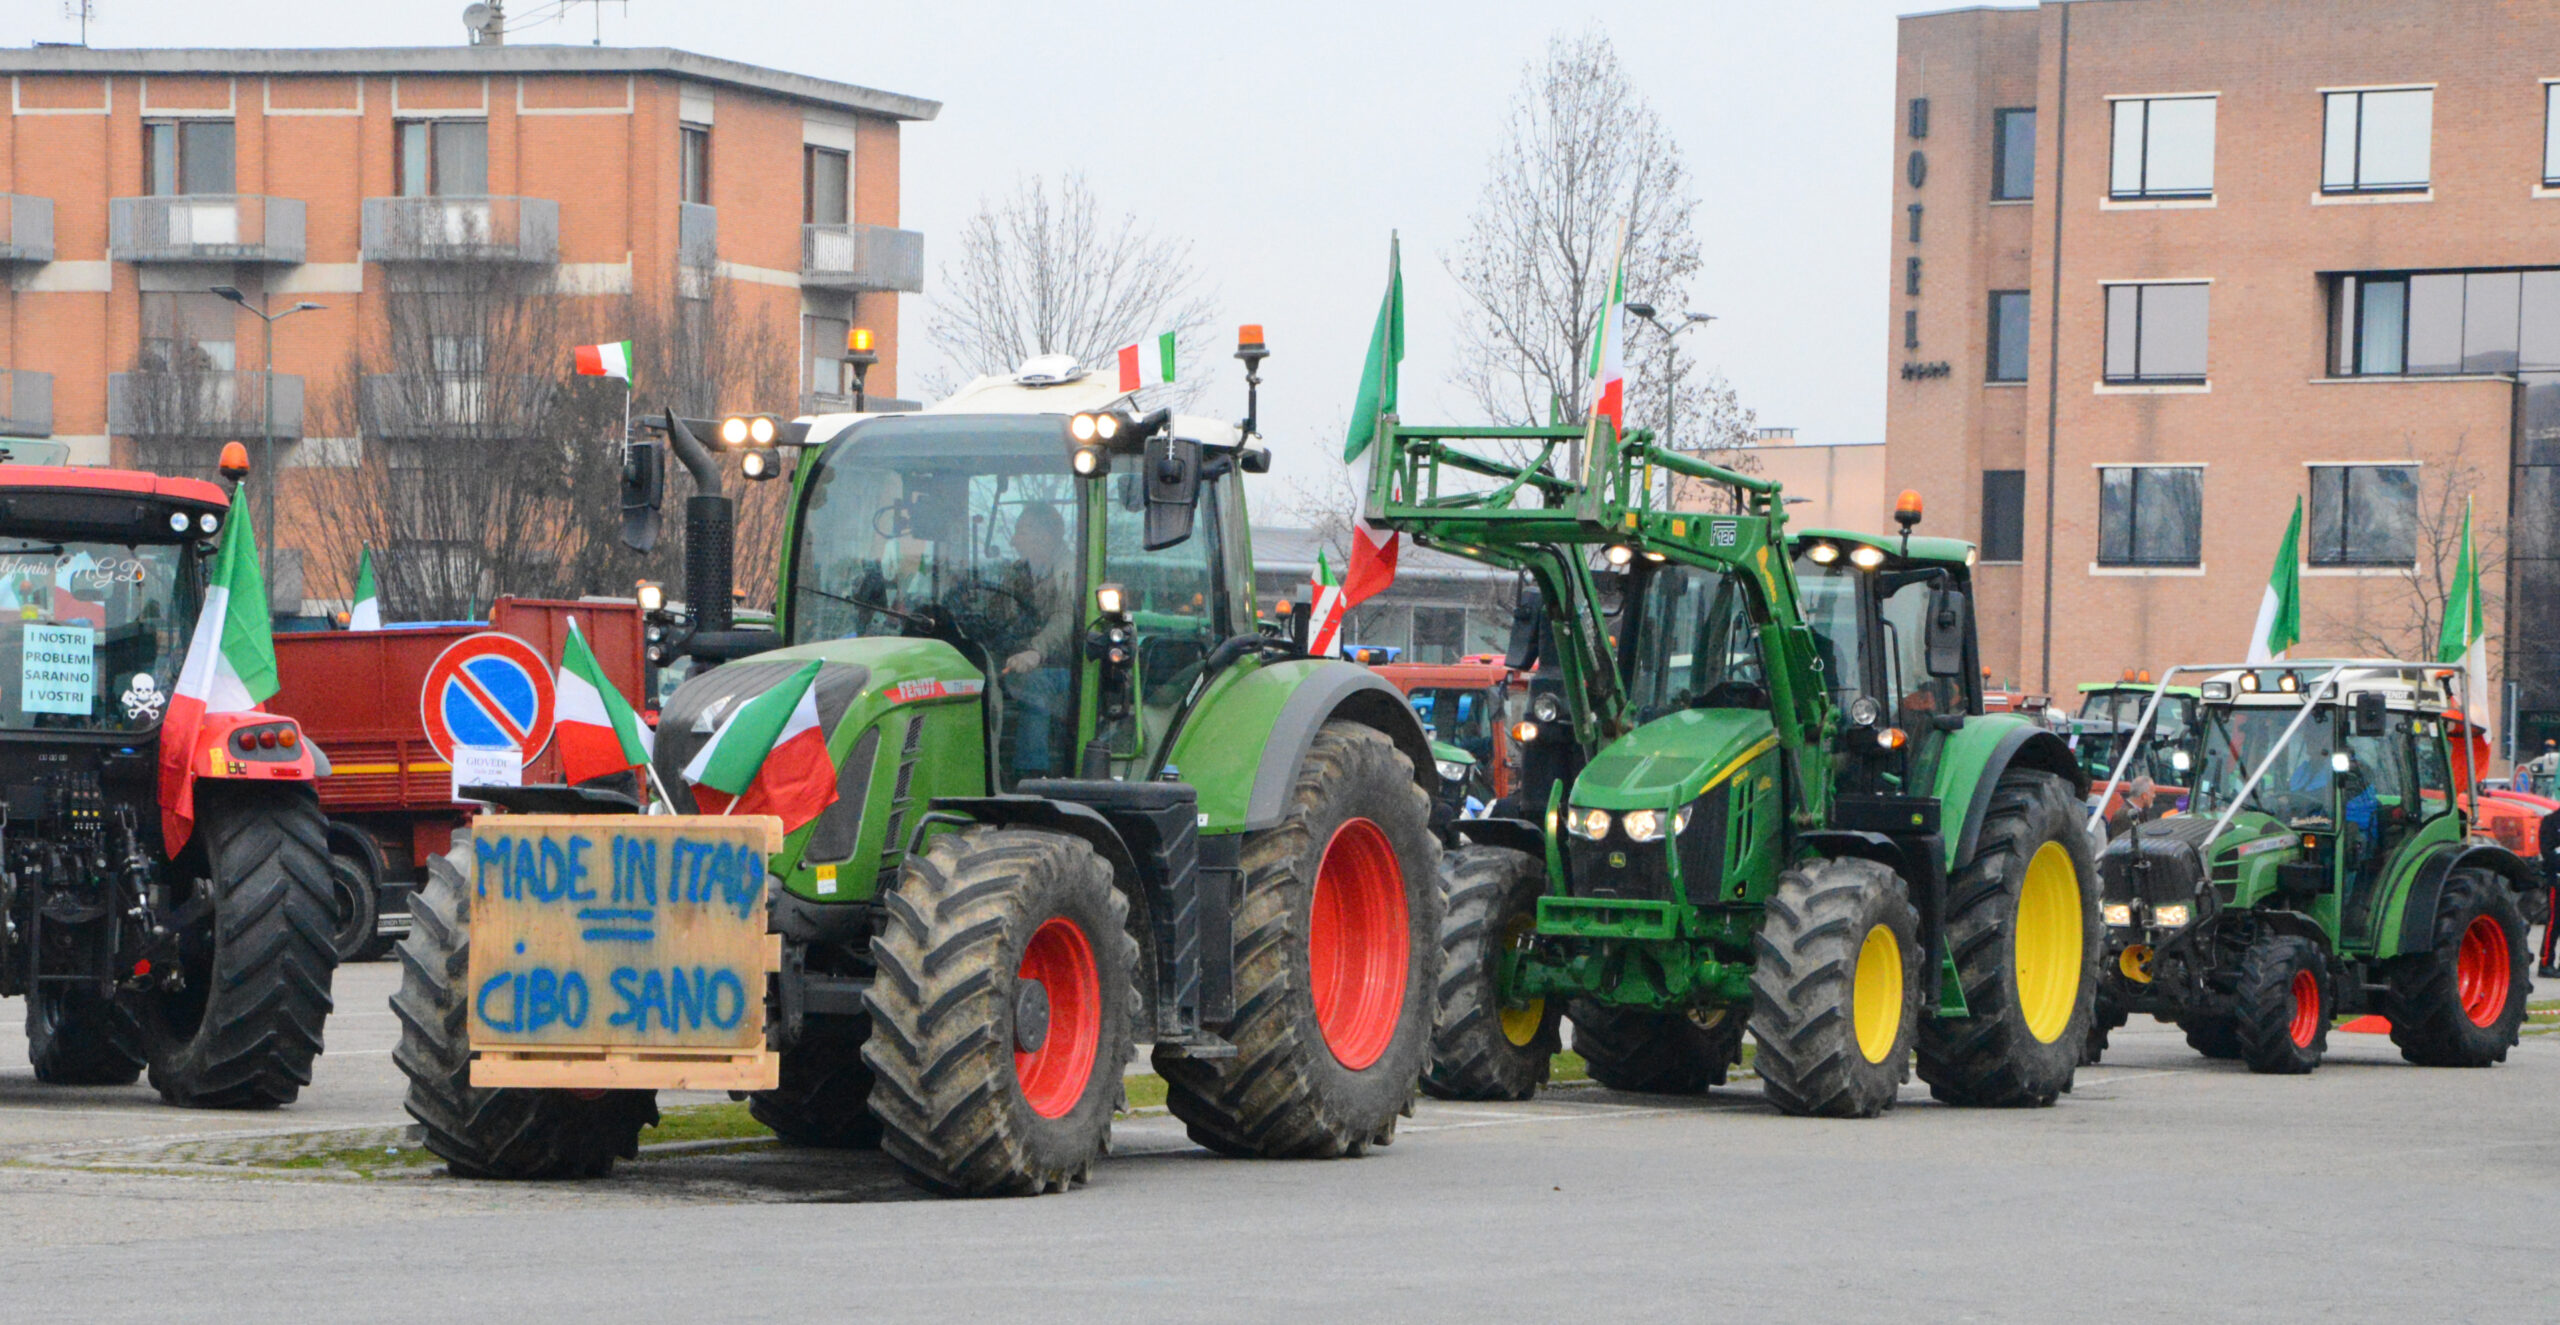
1370,417,2099,1117
2085,661,2536,1072
393,339,1444,1195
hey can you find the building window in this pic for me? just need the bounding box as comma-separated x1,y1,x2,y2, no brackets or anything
1980,470,2026,563
2098,466,2202,567
2545,84,2560,187
2308,465,2418,566
396,120,489,197
804,146,849,225
680,125,710,206
138,292,236,372
143,120,235,196
1411,607,1466,665
804,314,849,396
1987,290,2030,382
2109,96,2215,199
2102,283,2209,383
2334,268,2560,375
2322,88,2431,194
1992,108,2036,200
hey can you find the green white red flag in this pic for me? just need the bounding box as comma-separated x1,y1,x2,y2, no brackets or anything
159,498,279,851
1115,332,1177,393
1342,516,1398,610
1308,552,1345,659
348,545,381,631
681,660,837,830
1587,220,1630,433
2438,496,2488,730
555,616,652,784
2245,498,2302,665
574,340,634,382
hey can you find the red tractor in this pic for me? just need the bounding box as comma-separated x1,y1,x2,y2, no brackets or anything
0,451,337,1106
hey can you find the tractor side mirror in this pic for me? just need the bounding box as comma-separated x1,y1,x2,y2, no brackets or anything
1505,587,1545,673
1142,435,1201,551
2352,690,2388,736
619,436,665,552
1925,584,1968,678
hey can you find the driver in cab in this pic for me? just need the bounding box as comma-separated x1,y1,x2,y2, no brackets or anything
1001,503,1075,777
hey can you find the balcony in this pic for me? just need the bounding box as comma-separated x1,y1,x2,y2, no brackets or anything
798,390,919,416
108,371,304,439
801,223,924,292
360,373,558,440
0,371,51,437
678,202,717,269
110,196,306,264
361,197,559,264
0,195,52,264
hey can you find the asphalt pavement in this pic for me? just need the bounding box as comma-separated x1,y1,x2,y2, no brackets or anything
0,963,2553,1321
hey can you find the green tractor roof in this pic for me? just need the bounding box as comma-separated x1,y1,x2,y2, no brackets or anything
1788,527,1977,568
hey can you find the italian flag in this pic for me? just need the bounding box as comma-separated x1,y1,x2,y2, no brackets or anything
555,616,652,785
574,340,634,382
1587,220,1630,433
1115,332,1177,393
1308,552,1346,659
1343,516,1399,609
158,498,278,852
348,546,381,631
681,660,837,830
2246,497,2303,665
2438,496,2488,731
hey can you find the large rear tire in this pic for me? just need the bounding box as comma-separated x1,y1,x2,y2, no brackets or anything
1567,1002,1749,1094
1157,721,1441,1158
325,822,389,963
1917,770,2098,1107
864,828,1135,1196
2387,869,2531,1067
27,984,145,1085
2178,1012,2243,1060
392,829,659,1179
2233,934,2328,1075
137,785,338,1108
1421,845,1558,1102
749,1017,883,1149
1753,857,1920,1118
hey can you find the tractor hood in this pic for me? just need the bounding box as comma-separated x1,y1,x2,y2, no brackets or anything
650,636,983,813
1571,708,1778,811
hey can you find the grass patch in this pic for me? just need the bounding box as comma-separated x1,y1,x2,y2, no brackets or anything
271,1139,444,1176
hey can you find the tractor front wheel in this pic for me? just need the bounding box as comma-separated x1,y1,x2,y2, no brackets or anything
136,785,339,1108
1157,722,1441,1158
1566,1003,1750,1094
2387,869,2531,1067
2233,934,2328,1074
2177,1012,2243,1061
27,983,145,1085
864,828,1135,1196
1753,857,1920,1118
393,828,659,1178
1916,770,2099,1107
1422,845,1559,1102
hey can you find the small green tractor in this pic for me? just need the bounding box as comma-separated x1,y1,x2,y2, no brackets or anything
394,340,1445,1195
1366,413,2100,1117
2085,661,2536,1072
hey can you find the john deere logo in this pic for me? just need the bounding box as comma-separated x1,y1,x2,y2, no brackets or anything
1711,519,1739,547
1608,850,1628,868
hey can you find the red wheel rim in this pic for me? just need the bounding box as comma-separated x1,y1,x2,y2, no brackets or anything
1307,817,1410,1070
1015,917,1102,1119
2456,914,2512,1029
2287,969,2321,1049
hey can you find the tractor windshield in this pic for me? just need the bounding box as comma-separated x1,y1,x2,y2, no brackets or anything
789,415,1080,672
1622,563,1767,725
0,539,198,733
2190,703,2340,827
1409,686,1501,767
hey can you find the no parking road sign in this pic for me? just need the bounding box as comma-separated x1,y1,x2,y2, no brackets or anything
420,632,558,763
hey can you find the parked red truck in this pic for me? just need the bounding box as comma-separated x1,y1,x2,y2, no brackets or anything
268,598,646,957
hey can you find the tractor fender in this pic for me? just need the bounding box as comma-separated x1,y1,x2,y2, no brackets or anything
1168,658,1434,833
925,794,1145,900
1939,718,2087,873
2391,841,2538,960
1797,829,1914,882
2249,907,2332,952
1454,816,1545,861
185,710,322,786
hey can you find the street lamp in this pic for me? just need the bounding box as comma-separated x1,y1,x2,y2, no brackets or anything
1625,302,1717,504
211,285,324,566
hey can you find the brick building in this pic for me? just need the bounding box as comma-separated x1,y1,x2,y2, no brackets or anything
1891,0,2560,746
0,43,932,608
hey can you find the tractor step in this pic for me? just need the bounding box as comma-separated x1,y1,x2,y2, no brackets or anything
1151,1032,1238,1060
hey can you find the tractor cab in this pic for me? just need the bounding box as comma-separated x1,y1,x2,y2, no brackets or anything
1787,509,1987,805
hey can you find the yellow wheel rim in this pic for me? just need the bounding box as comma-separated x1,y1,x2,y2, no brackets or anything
1852,923,1905,1064
1497,911,1545,1048
2015,841,2084,1044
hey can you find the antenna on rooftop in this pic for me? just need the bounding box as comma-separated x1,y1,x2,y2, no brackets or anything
61,0,95,47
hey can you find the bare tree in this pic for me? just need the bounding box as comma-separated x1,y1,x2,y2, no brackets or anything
2319,433,2505,663
924,174,1218,404
1448,28,1755,469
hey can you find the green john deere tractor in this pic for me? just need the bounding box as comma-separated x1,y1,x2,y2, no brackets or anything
1365,414,2099,1117
2085,661,2536,1072
393,340,1444,1195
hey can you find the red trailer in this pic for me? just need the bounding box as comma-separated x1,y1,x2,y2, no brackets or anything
267,598,646,956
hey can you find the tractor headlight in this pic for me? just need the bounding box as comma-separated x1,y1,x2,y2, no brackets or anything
1849,545,1887,570
2103,903,2134,927
1567,807,1612,840
720,416,750,446
168,512,190,533
1622,809,1667,842
2153,902,2192,928
1070,413,1099,442
1436,759,1470,783
1531,693,1565,724
200,513,220,534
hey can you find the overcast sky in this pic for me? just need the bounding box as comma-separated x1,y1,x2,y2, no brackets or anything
12,0,1916,497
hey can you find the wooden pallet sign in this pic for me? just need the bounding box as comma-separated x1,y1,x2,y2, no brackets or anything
466,814,783,1091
